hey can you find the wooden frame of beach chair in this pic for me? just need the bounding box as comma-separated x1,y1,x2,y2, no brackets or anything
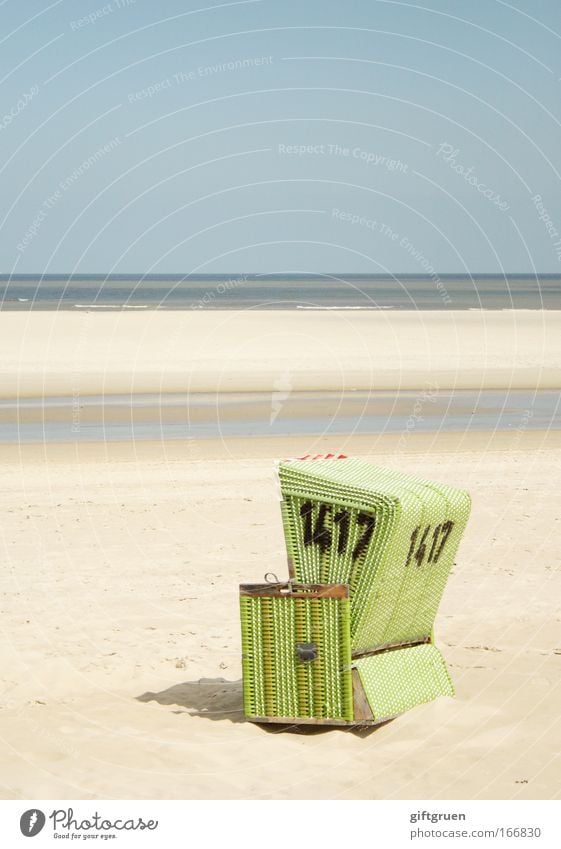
239,458,471,727
240,581,443,726
240,581,453,726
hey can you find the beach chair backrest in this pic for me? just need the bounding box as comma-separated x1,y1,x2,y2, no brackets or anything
277,459,471,651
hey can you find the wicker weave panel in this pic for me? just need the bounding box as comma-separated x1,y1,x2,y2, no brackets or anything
240,594,353,721
355,643,455,720
277,459,471,650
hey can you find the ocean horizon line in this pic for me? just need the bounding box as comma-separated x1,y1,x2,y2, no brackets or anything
2,272,561,281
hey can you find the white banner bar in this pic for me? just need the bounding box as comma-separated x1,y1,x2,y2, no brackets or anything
0,799,559,848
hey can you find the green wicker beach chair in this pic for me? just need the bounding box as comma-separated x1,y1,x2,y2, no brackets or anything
240,457,471,726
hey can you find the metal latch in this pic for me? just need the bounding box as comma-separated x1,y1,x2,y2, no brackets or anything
296,642,318,662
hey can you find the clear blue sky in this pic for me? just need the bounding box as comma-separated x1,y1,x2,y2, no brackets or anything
2,0,561,274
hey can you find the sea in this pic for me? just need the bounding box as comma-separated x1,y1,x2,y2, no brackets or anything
1,273,560,310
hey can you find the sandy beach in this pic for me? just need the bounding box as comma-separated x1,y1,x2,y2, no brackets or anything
1,310,560,800
1,310,560,397
0,433,559,800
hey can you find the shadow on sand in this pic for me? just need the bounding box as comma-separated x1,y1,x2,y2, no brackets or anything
137,677,389,737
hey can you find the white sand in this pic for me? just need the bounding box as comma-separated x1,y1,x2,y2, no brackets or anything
0,433,559,800
1,309,560,397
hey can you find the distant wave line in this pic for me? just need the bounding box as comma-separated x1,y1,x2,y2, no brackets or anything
295,304,394,310
73,303,149,309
